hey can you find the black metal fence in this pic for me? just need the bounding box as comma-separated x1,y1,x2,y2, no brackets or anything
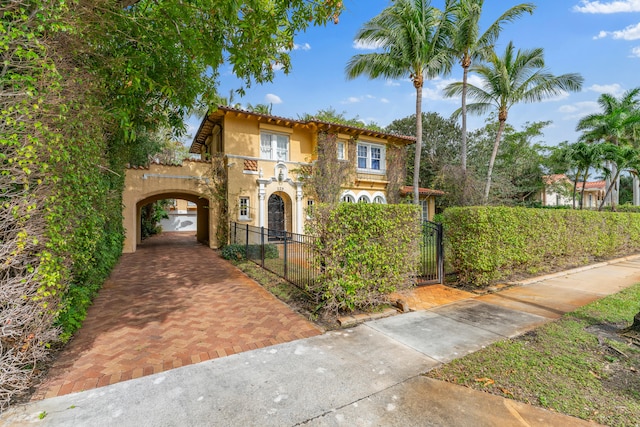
229,222,319,291
229,220,444,289
416,221,444,285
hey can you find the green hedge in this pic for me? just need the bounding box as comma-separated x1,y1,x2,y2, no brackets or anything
306,203,421,312
221,243,279,260
443,206,640,286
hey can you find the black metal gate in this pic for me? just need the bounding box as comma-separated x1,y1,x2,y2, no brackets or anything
267,194,285,240
417,220,444,284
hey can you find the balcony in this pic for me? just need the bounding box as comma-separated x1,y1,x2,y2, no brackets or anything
355,169,388,184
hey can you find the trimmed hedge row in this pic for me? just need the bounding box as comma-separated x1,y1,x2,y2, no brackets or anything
306,203,421,312
443,206,640,286
221,243,279,260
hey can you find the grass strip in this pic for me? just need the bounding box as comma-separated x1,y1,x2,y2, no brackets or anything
426,283,640,427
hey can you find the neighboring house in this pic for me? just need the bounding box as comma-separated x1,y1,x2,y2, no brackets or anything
190,106,442,235
400,186,444,221
540,174,573,207
540,174,606,209
160,199,197,232
576,180,606,209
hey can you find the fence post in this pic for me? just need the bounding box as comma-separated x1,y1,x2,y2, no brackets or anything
245,224,249,257
232,222,237,244
260,226,265,268
437,222,444,284
283,232,288,280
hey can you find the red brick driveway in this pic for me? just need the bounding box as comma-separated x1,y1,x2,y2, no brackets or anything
33,233,321,400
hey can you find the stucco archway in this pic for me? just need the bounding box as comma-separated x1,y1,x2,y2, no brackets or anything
123,161,218,253
136,192,210,247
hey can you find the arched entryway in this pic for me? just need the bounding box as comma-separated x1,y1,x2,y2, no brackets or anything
136,192,210,248
267,192,291,239
122,161,216,253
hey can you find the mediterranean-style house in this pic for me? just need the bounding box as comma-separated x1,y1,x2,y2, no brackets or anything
190,105,441,229
540,174,573,207
540,174,606,208
121,106,443,253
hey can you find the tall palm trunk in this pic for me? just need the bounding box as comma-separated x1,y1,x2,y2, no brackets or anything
599,168,621,211
461,56,470,172
580,169,591,210
572,171,580,209
483,118,506,204
413,78,423,206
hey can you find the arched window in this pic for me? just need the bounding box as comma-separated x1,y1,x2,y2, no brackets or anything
358,195,370,203
341,194,355,203
373,195,385,204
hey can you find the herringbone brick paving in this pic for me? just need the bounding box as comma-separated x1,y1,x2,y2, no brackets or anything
32,233,321,400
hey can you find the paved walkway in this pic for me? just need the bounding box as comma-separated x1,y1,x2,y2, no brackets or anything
31,233,321,400
4,254,640,426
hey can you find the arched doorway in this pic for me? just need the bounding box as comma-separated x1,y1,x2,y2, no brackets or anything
135,192,210,250
268,193,285,239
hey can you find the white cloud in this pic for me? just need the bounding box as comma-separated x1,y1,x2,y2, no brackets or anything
557,101,600,119
380,98,390,103
631,46,640,56
271,63,284,71
385,79,401,87
343,96,362,104
353,39,384,50
542,91,572,103
293,42,311,51
593,22,640,40
265,94,283,104
422,87,446,101
574,0,640,13
588,83,624,95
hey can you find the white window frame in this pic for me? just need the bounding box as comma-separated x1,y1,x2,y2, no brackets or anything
358,194,370,203
356,142,385,173
239,197,250,220
260,132,289,161
306,199,315,219
420,199,429,221
373,195,385,204
341,194,355,203
337,141,346,160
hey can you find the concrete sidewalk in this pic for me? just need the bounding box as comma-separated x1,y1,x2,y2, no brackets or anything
3,256,640,426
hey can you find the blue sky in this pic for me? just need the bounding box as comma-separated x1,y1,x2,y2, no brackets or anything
184,0,640,147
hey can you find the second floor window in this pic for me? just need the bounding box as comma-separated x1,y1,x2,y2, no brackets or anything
357,143,384,172
261,132,289,161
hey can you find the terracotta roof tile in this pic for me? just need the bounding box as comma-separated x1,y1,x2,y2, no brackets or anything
400,186,445,196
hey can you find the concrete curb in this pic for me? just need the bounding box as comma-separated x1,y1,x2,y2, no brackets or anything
512,253,640,286
337,307,398,327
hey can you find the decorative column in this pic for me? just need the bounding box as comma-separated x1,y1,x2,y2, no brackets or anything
257,179,268,228
634,175,640,206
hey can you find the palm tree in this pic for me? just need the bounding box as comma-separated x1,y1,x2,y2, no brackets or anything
576,88,640,206
598,143,640,210
570,141,603,209
346,0,457,205
451,0,535,174
444,41,583,204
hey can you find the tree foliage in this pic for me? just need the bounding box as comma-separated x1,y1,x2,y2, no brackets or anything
1,0,343,408
346,0,457,204
445,41,583,203
450,0,535,173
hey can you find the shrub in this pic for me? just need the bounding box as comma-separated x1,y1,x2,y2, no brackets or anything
443,206,640,286
306,203,421,313
221,243,279,260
